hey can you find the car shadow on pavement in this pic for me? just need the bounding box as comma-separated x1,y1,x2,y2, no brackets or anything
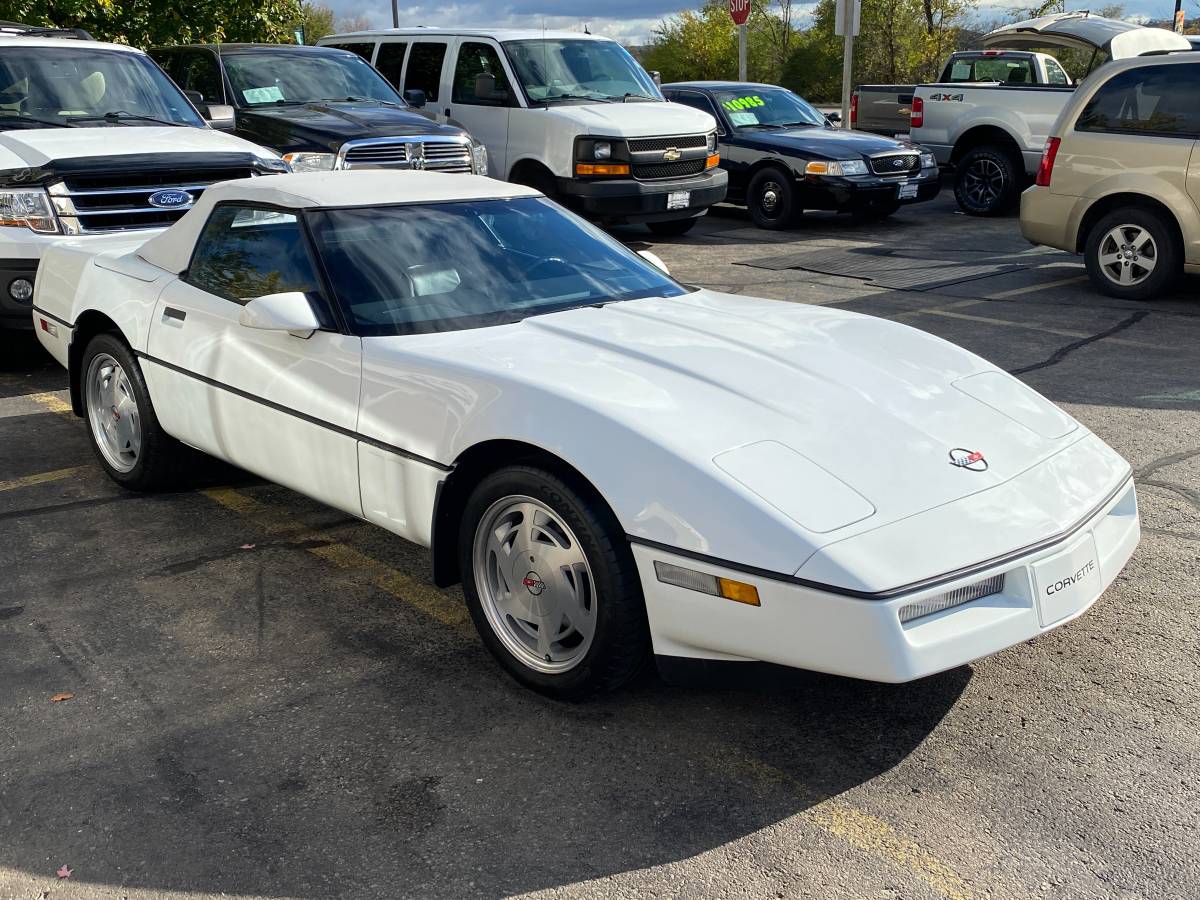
0,503,970,898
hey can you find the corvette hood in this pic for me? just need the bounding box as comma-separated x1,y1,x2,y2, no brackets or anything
427,291,1088,532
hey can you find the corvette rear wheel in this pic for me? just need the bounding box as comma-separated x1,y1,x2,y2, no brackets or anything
459,465,649,699
81,333,194,491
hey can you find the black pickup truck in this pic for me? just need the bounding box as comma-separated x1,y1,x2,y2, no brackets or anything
151,43,487,175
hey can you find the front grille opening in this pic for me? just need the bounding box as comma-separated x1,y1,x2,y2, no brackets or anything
341,139,472,173
628,134,708,153
899,574,1005,624
869,154,920,176
632,158,707,180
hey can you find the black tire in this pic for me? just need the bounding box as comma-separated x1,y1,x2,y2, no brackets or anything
79,332,195,491
647,217,698,237
1083,207,1181,301
510,166,558,201
953,145,1022,217
458,465,650,700
747,167,797,229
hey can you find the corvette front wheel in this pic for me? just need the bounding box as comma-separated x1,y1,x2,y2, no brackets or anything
459,465,649,699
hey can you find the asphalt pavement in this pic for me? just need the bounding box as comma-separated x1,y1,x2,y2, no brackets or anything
1,190,1197,900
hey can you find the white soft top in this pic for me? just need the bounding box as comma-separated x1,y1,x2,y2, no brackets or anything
138,171,540,275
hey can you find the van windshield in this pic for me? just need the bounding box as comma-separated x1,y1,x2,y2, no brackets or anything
503,39,661,103
223,50,403,106
0,47,204,129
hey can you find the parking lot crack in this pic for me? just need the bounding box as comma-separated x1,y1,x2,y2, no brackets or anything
1009,310,1149,375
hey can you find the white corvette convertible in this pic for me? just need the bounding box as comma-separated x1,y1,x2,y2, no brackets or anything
32,171,1139,698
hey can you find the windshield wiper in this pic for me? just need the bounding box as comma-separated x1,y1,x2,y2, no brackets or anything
622,93,657,102
0,113,72,129
66,111,184,127
542,93,613,103
330,96,404,106
740,122,785,129
777,121,820,128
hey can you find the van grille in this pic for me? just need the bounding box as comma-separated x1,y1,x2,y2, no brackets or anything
628,134,708,153
632,158,707,180
868,153,920,176
338,136,473,172
47,166,256,234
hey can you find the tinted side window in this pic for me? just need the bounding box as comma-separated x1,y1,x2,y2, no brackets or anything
188,207,328,323
452,42,512,105
327,42,374,61
1076,64,1200,137
405,42,448,102
670,91,723,131
376,42,407,88
176,50,224,104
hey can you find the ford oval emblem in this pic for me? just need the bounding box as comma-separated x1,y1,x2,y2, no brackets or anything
147,189,194,210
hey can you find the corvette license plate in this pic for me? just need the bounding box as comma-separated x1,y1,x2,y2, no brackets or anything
667,190,691,210
897,183,919,200
1032,534,1101,627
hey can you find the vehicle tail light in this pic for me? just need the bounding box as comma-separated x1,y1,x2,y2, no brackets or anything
909,96,923,128
850,92,858,127
1035,136,1061,187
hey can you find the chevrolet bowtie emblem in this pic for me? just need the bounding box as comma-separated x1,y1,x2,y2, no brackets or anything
663,148,681,161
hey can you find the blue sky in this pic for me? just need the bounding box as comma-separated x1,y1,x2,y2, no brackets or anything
322,1,1187,45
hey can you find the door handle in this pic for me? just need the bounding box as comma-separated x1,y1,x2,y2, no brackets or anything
162,307,186,324
444,107,451,118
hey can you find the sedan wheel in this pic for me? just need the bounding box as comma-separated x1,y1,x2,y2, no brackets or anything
85,352,142,473
473,495,597,674
458,465,649,699
748,167,796,229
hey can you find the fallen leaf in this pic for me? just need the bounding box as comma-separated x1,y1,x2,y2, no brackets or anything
50,693,74,703
56,865,72,879
240,543,256,550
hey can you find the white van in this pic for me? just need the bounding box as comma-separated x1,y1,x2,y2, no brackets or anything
318,28,727,235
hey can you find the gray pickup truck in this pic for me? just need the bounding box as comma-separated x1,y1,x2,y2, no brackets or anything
853,50,1073,137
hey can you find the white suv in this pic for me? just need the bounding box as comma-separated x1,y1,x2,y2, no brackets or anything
318,27,727,235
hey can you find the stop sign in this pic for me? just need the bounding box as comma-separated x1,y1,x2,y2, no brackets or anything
729,0,750,26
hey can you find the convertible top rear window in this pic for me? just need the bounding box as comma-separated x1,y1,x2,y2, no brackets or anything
309,198,691,336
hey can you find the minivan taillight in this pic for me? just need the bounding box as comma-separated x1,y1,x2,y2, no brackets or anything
850,92,858,127
909,96,923,128
1035,136,1061,187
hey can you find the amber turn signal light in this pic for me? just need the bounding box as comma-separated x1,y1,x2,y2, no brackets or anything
576,162,631,176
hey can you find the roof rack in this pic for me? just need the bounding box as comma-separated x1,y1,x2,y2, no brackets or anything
0,21,93,40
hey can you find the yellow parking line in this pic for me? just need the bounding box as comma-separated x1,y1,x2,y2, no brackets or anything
911,308,1155,347
987,274,1087,299
201,487,472,634
0,466,88,494
30,391,73,415
708,749,975,900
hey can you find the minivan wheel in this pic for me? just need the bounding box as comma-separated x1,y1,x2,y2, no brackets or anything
459,465,650,700
954,146,1021,216
1084,208,1180,301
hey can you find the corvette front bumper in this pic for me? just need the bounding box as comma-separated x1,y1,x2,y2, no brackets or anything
634,478,1139,683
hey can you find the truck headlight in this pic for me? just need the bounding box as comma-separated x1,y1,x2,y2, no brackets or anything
919,151,936,169
471,141,489,175
805,159,868,176
258,156,291,174
0,188,59,234
707,131,718,153
593,141,612,160
282,152,337,172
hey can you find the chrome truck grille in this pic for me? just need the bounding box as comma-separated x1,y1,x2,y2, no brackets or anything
337,135,473,173
47,166,256,234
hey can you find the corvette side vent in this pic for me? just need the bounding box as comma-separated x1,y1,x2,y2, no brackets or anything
899,574,1005,624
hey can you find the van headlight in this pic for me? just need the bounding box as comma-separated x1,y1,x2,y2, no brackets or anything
471,141,489,175
282,152,337,172
805,159,868,176
0,188,59,233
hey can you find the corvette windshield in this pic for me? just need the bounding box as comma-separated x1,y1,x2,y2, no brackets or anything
713,88,825,130
222,50,402,106
0,47,204,129
309,198,690,335
503,39,661,103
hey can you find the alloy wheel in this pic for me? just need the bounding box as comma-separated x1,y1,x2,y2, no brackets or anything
472,495,597,674
1096,224,1157,287
85,353,142,473
961,158,1005,208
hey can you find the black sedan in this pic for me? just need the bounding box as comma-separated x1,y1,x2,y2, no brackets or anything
151,44,483,174
663,81,940,229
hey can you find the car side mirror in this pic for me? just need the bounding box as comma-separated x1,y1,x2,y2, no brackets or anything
203,103,236,131
474,72,508,104
239,292,320,337
824,112,841,127
637,249,670,275
404,88,427,108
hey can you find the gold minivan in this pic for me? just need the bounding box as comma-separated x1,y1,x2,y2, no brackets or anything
1020,54,1200,300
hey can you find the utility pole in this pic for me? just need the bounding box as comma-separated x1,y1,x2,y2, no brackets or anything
836,0,860,129
729,0,750,80
392,0,399,28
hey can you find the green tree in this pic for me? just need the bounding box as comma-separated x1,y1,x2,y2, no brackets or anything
0,0,303,46
289,2,335,44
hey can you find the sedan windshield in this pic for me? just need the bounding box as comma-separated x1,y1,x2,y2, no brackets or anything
309,198,690,335
503,39,661,103
0,48,204,129
222,50,402,106
713,88,826,130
